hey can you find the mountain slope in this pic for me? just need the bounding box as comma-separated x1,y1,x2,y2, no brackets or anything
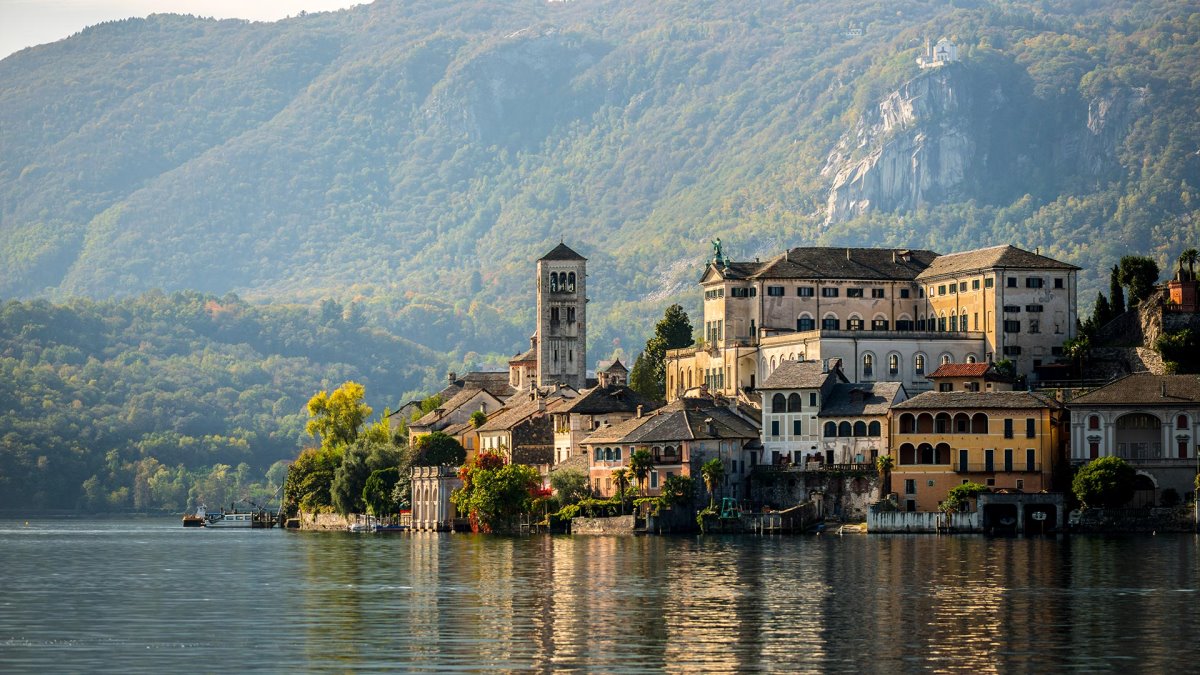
2,0,1199,358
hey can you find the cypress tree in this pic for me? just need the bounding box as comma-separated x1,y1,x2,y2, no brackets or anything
1109,265,1125,316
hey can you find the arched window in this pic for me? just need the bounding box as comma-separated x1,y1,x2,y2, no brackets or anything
949,312,957,332
863,353,874,378
935,412,951,433
899,443,915,464
770,356,776,372
868,421,881,436
787,393,802,412
838,421,853,437
1088,415,1100,430
567,272,576,292
549,273,559,293
940,353,952,366
899,413,915,434
889,353,899,375
604,448,613,461
595,448,602,461
772,393,786,413
824,422,837,437
916,413,934,433
954,413,971,433
853,421,867,437
935,443,951,464
797,314,815,331
1178,415,1188,430
966,354,977,363
915,354,925,375
615,447,622,461
918,443,935,464
972,413,989,434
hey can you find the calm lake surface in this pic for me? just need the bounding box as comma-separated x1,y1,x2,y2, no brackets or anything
2,519,1199,673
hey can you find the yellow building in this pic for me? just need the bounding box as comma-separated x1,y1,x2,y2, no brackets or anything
888,390,1065,512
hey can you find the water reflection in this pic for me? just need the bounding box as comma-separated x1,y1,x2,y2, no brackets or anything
3,521,1200,673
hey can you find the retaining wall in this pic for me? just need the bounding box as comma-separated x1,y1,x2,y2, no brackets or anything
571,515,636,535
867,509,981,533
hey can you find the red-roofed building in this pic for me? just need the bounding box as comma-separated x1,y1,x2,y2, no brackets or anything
926,362,1014,393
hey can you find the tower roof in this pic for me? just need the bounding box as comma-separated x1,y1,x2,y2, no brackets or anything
540,242,586,261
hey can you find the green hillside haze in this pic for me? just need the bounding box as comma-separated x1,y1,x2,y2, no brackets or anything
1,0,1199,509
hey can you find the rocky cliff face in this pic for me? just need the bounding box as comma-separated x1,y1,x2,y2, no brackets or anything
822,62,1143,224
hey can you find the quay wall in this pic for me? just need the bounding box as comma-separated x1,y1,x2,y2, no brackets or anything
868,510,981,533
571,515,635,535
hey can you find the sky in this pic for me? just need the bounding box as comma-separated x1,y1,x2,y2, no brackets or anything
0,1,366,59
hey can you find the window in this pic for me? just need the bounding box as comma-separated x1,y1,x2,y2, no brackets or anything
650,471,659,489
853,421,867,437
550,307,560,323
847,318,864,330
972,279,980,290
895,319,913,331
798,287,815,297
949,284,957,295
567,307,576,323
1007,278,1017,288
839,421,853,437
772,393,785,413
985,449,995,472
1003,346,1023,356
915,355,925,375
904,479,916,495
793,419,802,436
1178,415,1188,430
872,319,889,330
1026,277,1044,288
1003,320,1021,333
1054,278,1064,289
985,278,994,288
1004,419,1014,439
1004,305,1021,313
1026,449,1036,472
767,286,785,297
822,317,840,330
730,287,751,298
889,354,899,375
872,288,885,298
938,284,947,295
900,289,911,299
797,317,815,331
824,422,837,437
1029,320,1040,334
869,421,881,436
1004,448,1013,473
771,421,780,437
1089,441,1099,459
1088,415,1100,430
809,393,817,407
1026,304,1043,313
959,282,967,292
821,287,839,298
1026,418,1036,438
787,393,801,412
847,288,864,298
939,383,953,392
863,354,874,377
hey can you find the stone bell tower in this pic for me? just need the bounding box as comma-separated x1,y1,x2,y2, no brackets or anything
536,242,587,390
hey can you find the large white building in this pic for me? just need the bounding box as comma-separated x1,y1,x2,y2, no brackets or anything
666,244,1078,401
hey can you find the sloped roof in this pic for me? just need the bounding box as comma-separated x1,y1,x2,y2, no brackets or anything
441,421,474,437
558,384,654,416
621,398,760,444
550,453,589,474
703,261,767,282
819,382,905,417
1068,374,1200,406
508,347,537,364
927,363,991,378
917,245,1079,279
759,360,844,390
748,247,938,281
581,414,653,445
475,394,569,433
410,387,500,428
893,390,1059,410
600,359,628,373
436,371,517,401
540,242,586,261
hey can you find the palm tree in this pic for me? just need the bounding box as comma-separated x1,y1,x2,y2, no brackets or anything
876,454,894,499
611,468,631,515
628,449,653,495
700,458,725,509
1181,248,1199,281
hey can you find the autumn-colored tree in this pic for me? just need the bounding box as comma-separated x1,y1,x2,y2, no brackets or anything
306,381,372,452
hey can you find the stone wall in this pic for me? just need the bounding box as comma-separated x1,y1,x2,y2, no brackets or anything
1069,506,1195,533
297,511,355,531
571,515,635,535
867,509,981,533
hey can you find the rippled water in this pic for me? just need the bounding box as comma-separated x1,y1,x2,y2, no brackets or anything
2,519,1199,672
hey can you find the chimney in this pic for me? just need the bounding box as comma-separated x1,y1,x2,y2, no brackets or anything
892,251,897,263
704,417,716,436
846,248,851,261
636,405,644,418
1162,382,1167,398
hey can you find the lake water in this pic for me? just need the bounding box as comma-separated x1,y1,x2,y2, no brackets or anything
2,519,1199,672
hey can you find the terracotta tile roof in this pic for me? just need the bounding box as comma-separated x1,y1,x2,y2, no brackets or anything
759,360,845,390
475,394,569,433
927,363,990,378
582,414,652,445
540,242,586,260
916,245,1079,279
1068,374,1200,406
892,390,1059,410
819,382,905,417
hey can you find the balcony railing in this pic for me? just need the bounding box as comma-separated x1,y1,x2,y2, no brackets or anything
954,462,1042,473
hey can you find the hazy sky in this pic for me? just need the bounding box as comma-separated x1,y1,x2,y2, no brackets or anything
0,1,366,59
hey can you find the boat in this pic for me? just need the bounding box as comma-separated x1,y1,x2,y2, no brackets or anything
182,505,207,527
194,500,279,528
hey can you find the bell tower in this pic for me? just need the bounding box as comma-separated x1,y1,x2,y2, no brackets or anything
536,243,587,390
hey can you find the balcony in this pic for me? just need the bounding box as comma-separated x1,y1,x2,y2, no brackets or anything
752,462,874,475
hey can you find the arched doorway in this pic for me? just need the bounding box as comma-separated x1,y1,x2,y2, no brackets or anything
1130,473,1157,508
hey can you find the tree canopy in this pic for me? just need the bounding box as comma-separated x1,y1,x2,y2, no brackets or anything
1072,456,1136,508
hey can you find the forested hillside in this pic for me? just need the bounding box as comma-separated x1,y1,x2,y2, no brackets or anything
0,293,445,509
2,0,1198,359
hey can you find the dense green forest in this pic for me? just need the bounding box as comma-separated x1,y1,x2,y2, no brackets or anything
0,292,447,510
1,0,1198,357
2,0,1200,510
